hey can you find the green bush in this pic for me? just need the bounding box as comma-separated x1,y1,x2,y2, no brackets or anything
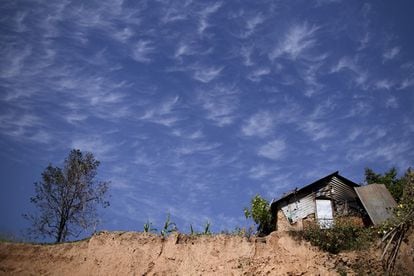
294,219,375,254
244,194,274,235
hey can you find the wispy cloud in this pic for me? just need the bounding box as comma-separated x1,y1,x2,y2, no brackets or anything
241,110,273,137
257,139,286,160
131,40,155,63
400,77,414,89
385,97,398,109
175,141,221,155
140,96,181,127
299,120,332,141
243,13,265,38
198,84,239,126
160,1,192,24
197,2,222,35
0,45,32,79
192,65,223,83
383,46,400,61
240,46,254,66
171,129,204,140
247,67,271,82
174,42,195,60
374,79,393,90
330,56,369,89
347,141,411,168
71,136,118,162
269,22,319,60
249,164,276,179
0,112,51,144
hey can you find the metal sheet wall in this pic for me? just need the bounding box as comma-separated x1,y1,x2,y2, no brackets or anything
281,193,315,223
279,176,361,223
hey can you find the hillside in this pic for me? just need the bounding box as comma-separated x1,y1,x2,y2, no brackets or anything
0,231,387,275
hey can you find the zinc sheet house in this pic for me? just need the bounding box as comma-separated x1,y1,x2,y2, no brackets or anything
270,172,368,231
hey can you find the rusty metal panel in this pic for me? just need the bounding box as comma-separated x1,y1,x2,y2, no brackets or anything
355,184,397,225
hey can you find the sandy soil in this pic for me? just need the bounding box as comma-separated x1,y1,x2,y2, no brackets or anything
0,231,385,275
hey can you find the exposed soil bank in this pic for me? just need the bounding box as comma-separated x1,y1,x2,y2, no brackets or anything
0,231,386,275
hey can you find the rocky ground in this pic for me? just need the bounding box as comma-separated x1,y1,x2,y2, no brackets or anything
0,230,395,275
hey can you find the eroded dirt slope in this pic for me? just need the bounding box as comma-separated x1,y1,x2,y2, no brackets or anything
0,231,383,275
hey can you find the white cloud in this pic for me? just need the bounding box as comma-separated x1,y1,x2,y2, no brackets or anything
258,139,286,160
0,45,32,78
383,47,400,61
385,97,398,109
0,112,53,144
240,46,254,66
172,129,204,140
248,67,271,82
112,27,135,43
243,13,265,37
374,79,393,90
193,66,223,83
160,1,192,23
198,85,239,127
347,141,411,167
175,141,221,155
131,40,154,63
65,112,88,124
71,136,117,161
242,111,273,137
174,43,194,59
300,120,332,141
330,56,369,89
197,2,222,35
249,164,274,179
140,96,180,127
269,22,319,60
344,101,372,118
400,77,414,90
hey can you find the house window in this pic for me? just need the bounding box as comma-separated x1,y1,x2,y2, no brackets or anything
315,199,334,229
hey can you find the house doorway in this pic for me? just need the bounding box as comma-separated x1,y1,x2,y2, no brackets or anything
315,199,334,229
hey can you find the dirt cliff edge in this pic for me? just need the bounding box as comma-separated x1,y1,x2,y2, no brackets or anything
0,231,383,275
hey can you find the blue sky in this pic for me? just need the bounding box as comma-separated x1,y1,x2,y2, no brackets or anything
1,0,413,238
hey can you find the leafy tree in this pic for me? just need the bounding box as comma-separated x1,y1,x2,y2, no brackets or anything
244,194,274,236
364,167,406,202
24,149,109,243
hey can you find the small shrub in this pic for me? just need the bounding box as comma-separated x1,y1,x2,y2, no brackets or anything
203,221,212,235
160,214,177,237
190,224,196,236
143,220,157,233
244,195,274,235
295,219,375,254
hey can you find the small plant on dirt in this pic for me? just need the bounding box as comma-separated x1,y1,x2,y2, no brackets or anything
160,214,177,237
143,220,157,233
203,221,212,235
190,224,196,236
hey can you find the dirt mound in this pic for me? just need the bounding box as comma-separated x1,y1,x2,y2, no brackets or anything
0,231,383,275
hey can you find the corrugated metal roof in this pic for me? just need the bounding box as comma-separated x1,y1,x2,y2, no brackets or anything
271,171,360,207
354,184,397,225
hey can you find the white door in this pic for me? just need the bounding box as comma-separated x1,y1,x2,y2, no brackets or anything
315,199,334,229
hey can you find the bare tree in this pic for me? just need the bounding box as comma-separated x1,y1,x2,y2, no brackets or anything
24,149,109,243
